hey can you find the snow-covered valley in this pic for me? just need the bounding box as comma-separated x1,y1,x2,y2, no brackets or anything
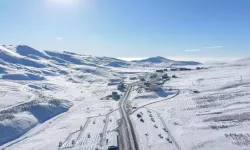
0,45,250,150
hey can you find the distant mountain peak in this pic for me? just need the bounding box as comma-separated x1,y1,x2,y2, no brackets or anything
132,56,201,67
154,56,168,59
132,56,170,63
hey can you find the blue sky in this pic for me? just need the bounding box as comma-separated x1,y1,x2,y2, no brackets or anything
0,0,250,61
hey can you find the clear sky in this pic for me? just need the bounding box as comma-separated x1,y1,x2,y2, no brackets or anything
1,0,250,62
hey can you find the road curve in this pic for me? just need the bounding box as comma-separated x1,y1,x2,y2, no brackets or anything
130,89,180,115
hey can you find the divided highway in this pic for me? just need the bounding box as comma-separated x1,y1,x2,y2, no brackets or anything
119,84,139,150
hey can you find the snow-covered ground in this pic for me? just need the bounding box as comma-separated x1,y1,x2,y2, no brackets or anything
1,44,250,150
131,108,179,150
129,62,250,150
0,45,126,149
0,74,120,149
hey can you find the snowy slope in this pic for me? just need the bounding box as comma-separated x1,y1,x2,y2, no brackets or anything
132,56,201,67
0,45,125,147
0,45,126,80
231,57,250,66
2,44,249,150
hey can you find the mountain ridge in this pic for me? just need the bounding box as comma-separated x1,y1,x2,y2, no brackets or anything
131,56,201,67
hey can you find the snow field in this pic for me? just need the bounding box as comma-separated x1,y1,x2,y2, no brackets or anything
1,45,250,150
60,110,120,150
131,108,178,150
148,65,250,150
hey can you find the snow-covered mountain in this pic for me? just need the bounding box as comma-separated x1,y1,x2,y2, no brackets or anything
0,45,130,69
0,45,202,81
1,44,250,150
131,56,201,67
0,45,126,146
0,45,130,81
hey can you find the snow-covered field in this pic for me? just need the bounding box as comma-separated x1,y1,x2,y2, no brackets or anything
0,75,120,150
130,63,250,150
0,45,250,150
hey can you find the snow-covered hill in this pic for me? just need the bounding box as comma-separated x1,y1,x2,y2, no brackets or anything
132,56,201,67
232,57,250,66
1,44,250,150
0,45,203,82
217,57,250,67
0,45,125,146
0,45,127,81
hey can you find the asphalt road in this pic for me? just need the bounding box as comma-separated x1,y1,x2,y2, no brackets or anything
119,84,139,150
